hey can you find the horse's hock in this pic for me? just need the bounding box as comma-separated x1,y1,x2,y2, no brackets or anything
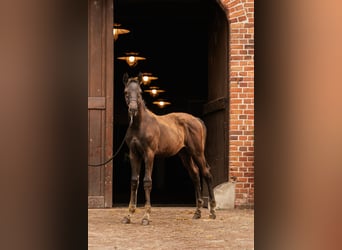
213,181,236,209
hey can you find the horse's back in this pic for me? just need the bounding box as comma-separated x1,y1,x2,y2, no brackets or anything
159,112,207,148
157,112,203,130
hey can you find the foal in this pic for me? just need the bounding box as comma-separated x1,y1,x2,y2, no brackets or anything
121,73,216,225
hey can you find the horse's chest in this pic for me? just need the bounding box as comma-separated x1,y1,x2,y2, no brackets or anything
127,131,154,155
127,136,144,154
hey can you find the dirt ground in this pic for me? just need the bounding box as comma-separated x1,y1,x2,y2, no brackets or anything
88,207,254,250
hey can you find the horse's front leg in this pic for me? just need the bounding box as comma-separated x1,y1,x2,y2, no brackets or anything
141,150,154,225
122,151,141,224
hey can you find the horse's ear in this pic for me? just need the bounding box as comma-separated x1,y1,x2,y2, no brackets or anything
137,72,143,85
123,72,129,86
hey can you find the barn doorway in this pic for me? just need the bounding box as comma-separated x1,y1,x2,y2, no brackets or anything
112,0,228,206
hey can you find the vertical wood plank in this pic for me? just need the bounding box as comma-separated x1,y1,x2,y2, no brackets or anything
104,0,113,208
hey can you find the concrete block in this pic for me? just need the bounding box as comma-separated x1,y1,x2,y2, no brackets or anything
213,181,235,209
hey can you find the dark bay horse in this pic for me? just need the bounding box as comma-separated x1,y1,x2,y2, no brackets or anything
121,73,216,225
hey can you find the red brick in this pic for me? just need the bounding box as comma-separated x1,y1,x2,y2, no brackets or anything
243,88,254,93
244,109,254,114
243,131,254,135
243,152,254,156
229,17,238,23
244,183,251,188
235,193,244,199
230,10,245,18
230,130,243,135
231,44,243,49
230,135,238,140
238,136,248,141
247,156,254,161
228,0,240,9
244,172,254,177
235,183,244,188
238,16,247,22
239,157,247,161
231,87,242,93
231,173,243,179
230,109,243,114
231,55,244,60
231,98,242,104
236,177,248,182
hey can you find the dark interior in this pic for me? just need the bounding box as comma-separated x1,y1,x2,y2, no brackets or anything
113,0,218,206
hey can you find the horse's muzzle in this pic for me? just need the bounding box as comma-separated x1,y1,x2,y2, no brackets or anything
128,107,138,117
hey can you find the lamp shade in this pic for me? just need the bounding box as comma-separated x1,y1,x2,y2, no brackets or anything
117,52,146,67
153,99,171,108
141,72,158,85
144,86,165,97
113,23,130,41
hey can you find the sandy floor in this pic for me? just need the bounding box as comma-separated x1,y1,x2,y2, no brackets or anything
88,207,254,250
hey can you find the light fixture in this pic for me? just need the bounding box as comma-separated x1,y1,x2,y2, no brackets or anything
113,23,130,41
141,72,158,85
144,86,165,97
153,99,171,108
117,52,146,67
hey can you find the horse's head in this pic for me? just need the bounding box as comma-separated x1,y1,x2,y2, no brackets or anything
123,73,143,119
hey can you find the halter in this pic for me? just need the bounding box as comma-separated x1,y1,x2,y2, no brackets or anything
125,79,142,102
125,79,143,125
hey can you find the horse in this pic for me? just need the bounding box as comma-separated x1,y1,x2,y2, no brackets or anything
121,73,216,225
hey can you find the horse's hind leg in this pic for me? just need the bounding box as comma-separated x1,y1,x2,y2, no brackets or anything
122,152,141,224
193,154,217,219
179,150,203,219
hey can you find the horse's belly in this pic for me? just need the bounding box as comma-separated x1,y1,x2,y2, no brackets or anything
156,133,184,157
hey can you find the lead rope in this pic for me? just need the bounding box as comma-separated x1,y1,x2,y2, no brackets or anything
88,115,133,167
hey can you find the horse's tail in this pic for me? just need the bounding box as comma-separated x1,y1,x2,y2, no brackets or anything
197,117,209,196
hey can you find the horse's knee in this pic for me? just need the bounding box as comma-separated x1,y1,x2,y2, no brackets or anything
131,179,139,189
143,179,152,190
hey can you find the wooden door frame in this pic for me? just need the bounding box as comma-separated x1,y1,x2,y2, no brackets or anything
204,0,229,187
88,0,113,208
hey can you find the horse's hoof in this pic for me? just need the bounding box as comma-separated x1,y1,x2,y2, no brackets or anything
192,213,201,219
121,216,131,224
141,218,150,226
209,213,216,219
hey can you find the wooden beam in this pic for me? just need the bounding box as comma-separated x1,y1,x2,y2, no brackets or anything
88,97,106,110
203,97,228,115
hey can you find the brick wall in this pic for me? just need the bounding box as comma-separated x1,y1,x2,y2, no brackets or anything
220,0,254,208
